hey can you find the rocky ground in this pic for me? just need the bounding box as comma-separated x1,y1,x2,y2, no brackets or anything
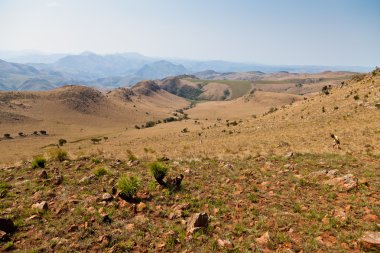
0,150,379,252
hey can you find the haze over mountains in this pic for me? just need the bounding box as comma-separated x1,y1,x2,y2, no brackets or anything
0,51,373,91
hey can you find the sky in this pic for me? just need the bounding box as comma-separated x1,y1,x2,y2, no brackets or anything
0,0,379,66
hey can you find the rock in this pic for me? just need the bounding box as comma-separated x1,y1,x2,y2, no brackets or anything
101,214,111,224
25,215,39,222
136,202,147,212
39,170,48,179
324,174,358,191
359,231,380,250
102,193,113,202
0,218,16,234
68,225,79,232
283,164,294,169
308,169,328,178
333,207,348,222
54,175,63,185
224,163,234,170
255,231,270,245
284,152,294,159
363,214,379,222
217,238,234,249
168,204,189,219
127,160,139,167
32,201,48,211
0,230,7,241
79,175,96,184
186,213,209,234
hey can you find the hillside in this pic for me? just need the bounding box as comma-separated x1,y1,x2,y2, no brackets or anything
0,69,379,252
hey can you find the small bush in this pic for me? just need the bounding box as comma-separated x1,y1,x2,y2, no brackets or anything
18,132,25,137
49,148,68,162
117,175,140,199
163,117,177,123
31,156,46,169
94,167,109,177
134,125,140,129
126,150,138,161
58,139,67,146
91,138,102,144
149,162,168,184
145,121,156,128
3,133,11,139
353,95,360,100
40,130,47,135
3,241,14,251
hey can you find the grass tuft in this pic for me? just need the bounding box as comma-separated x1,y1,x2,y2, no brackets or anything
31,156,46,169
117,175,140,199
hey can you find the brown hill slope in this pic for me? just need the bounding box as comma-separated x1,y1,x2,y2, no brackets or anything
0,83,189,163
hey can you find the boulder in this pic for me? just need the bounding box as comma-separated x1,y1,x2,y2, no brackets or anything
39,170,48,179
0,218,16,234
324,174,358,191
186,213,209,234
359,231,380,250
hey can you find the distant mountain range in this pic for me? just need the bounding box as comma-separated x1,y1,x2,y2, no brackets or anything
0,51,373,91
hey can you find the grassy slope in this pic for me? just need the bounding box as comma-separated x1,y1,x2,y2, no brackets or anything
0,70,379,252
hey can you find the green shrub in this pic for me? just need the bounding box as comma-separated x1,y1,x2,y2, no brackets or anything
353,95,360,100
94,167,109,177
58,139,67,146
49,148,68,162
149,161,168,184
3,241,14,251
117,175,140,198
145,121,156,128
31,156,46,169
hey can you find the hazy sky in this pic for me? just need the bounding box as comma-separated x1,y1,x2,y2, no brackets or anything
0,0,379,66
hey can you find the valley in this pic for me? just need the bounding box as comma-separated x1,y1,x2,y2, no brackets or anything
0,68,379,252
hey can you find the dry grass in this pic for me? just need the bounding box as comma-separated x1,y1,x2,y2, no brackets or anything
0,70,379,252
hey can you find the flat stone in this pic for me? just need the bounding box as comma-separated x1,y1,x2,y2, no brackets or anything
101,193,113,202
217,238,234,249
32,201,48,211
255,231,270,245
324,174,358,191
79,175,96,184
359,231,380,249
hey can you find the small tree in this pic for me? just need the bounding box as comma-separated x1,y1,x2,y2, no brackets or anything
149,162,168,186
58,139,67,146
